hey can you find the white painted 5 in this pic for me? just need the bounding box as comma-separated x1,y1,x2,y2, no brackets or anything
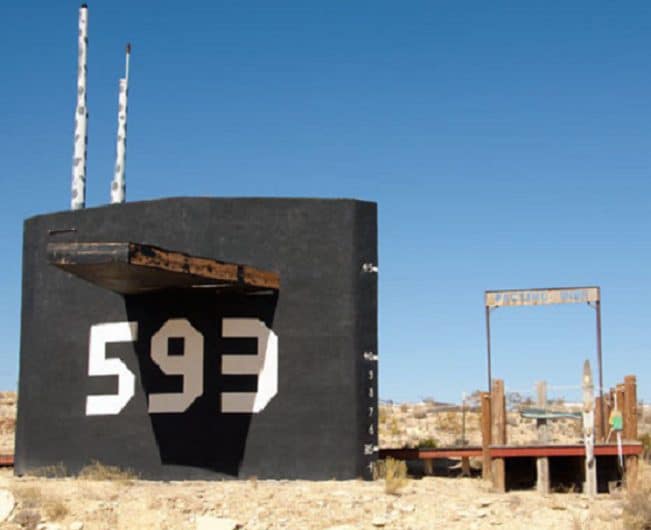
85,322,137,416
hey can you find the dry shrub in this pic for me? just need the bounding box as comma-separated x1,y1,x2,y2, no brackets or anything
13,485,68,522
639,433,651,461
13,509,40,530
437,411,461,435
0,417,16,433
378,406,387,424
623,461,651,529
43,498,68,521
14,486,42,509
383,457,407,495
389,418,400,436
27,462,67,478
413,409,427,420
78,460,138,482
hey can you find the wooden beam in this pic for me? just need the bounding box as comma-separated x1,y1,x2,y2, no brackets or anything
536,381,550,494
617,385,626,421
481,392,492,481
624,375,639,491
491,379,506,492
624,376,638,441
380,447,483,461
488,444,642,458
461,457,471,477
595,396,603,442
603,393,613,440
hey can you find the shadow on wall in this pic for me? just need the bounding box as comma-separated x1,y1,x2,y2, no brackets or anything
125,289,278,476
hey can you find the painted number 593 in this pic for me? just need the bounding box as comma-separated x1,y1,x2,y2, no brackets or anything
85,318,278,416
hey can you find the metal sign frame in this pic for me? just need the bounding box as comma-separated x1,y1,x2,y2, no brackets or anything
484,286,604,437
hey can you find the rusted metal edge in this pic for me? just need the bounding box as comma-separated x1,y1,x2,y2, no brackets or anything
47,241,281,292
380,447,482,460
128,242,280,290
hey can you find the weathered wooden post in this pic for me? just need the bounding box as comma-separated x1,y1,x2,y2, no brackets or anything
595,396,603,442
617,384,626,430
491,379,506,492
460,392,471,476
481,392,492,481
603,393,612,441
536,381,550,494
624,375,639,490
582,360,597,496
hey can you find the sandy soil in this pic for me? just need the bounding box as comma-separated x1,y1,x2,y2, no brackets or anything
0,468,628,530
0,393,645,529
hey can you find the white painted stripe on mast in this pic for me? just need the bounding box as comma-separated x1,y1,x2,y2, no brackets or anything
111,43,130,204
71,3,89,210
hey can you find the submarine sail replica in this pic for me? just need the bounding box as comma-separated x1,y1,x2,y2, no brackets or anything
15,4,378,480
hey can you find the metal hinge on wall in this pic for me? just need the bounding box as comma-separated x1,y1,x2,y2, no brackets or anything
361,263,378,273
363,351,378,361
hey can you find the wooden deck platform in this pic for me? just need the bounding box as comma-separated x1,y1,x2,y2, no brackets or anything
380,442,642,461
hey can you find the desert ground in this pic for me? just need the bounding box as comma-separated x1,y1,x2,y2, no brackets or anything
0,392,648,530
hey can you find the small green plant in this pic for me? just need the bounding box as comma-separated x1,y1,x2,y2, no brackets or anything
383,457,408,495
416,437,438,448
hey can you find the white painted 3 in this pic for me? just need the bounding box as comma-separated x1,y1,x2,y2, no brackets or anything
221,318,278,413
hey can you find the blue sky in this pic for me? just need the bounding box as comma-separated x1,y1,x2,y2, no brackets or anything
1,1,649,403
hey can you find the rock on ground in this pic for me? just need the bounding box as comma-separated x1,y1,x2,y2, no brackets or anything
0,488,15,522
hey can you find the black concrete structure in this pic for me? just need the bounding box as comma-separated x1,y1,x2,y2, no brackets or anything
16,197,377,480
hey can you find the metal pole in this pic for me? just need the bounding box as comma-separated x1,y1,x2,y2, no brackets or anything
596,298,605,441
71,3,89,210
111,43,130,204
485,305,492,393
582,359,596,496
